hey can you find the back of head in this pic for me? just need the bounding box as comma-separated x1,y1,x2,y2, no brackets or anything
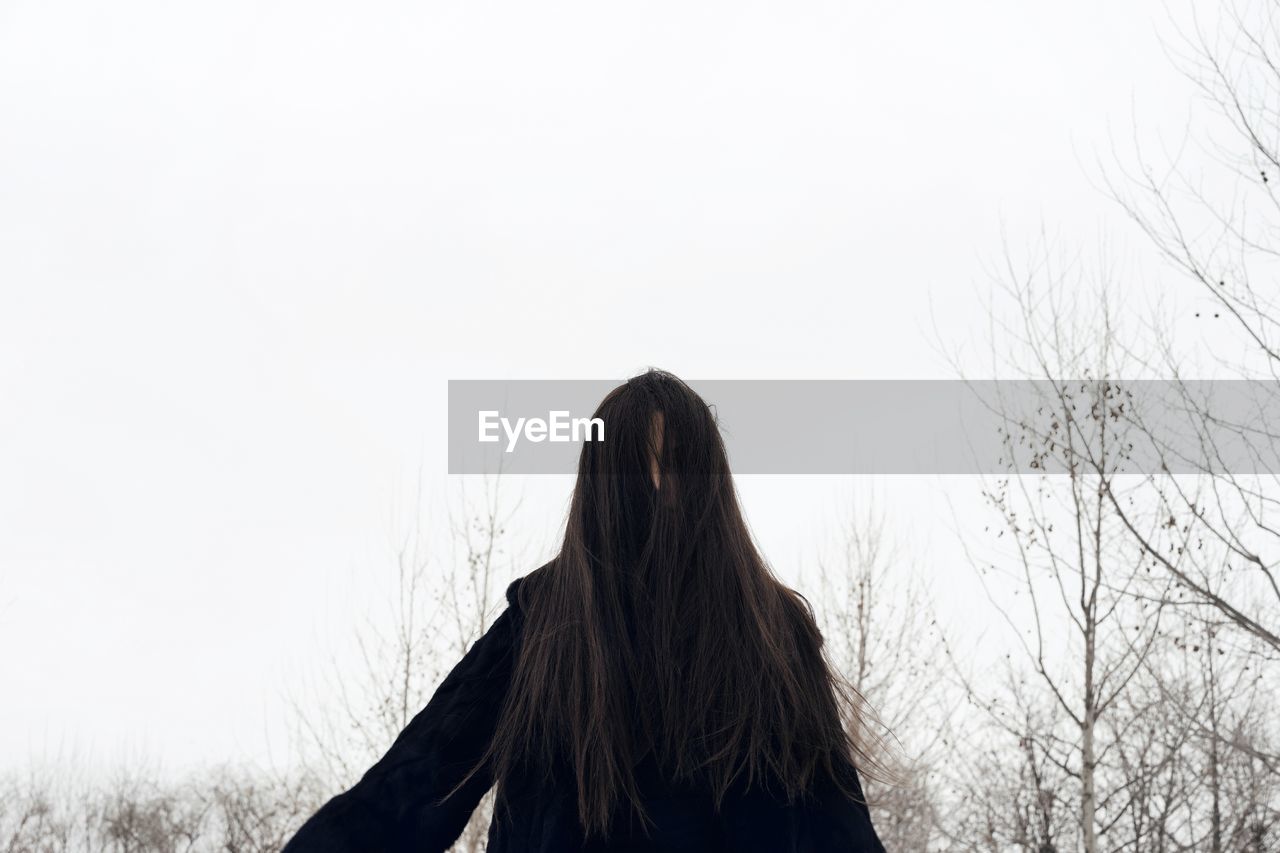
486,369,877,840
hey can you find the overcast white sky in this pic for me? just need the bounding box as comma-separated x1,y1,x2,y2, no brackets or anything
0,1,1225,776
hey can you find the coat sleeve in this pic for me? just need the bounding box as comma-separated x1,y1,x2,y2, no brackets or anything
282,602,523,853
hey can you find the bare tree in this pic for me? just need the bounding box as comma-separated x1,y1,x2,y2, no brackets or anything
932,218,1280,850
812,501,951,850
440,476,525,852
284,477,441,786
209,767,327,853
0,764,325,853
1101,0,1280,654
284,471,526,852
938,249,1185,853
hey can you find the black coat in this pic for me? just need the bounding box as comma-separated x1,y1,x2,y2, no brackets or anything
282,572,887,853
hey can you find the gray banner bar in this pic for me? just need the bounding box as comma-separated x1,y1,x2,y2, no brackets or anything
447,379,1280,475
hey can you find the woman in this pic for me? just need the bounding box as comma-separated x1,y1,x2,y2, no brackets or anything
283,369,888,852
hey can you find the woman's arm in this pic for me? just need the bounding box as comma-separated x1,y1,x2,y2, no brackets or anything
282,602,523,853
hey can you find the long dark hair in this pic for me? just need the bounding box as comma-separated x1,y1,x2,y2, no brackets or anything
457,369,883,840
